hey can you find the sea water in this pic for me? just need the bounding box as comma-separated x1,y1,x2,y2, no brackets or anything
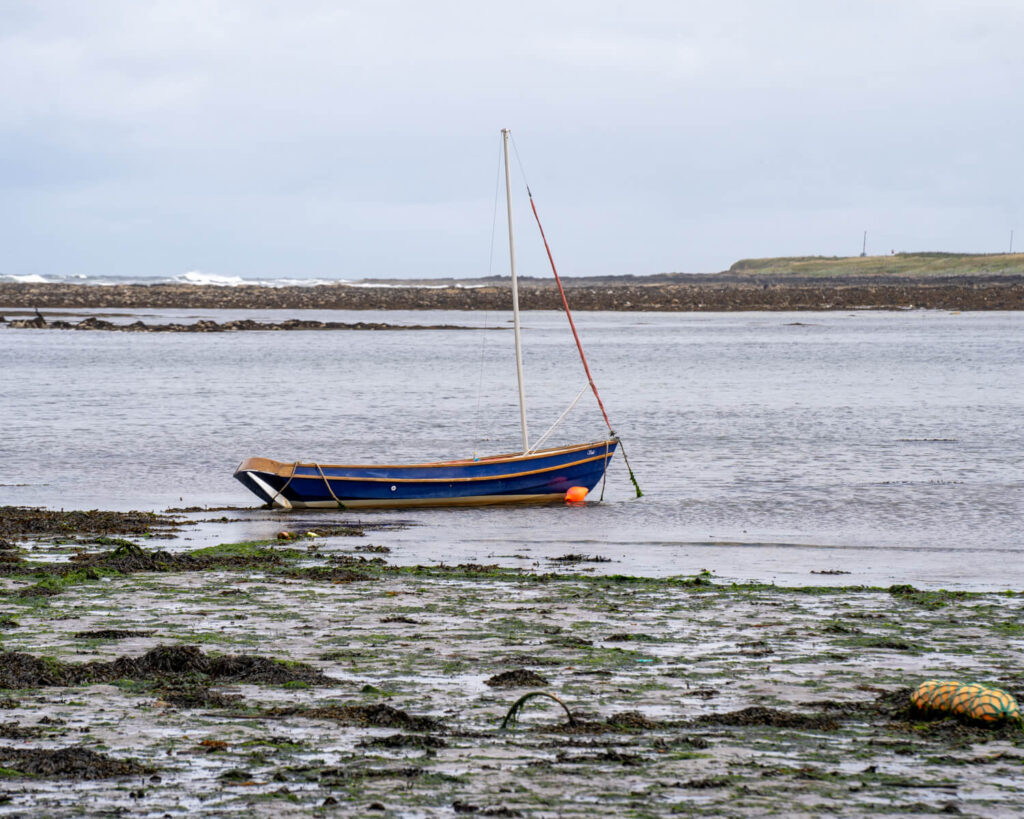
1,308,1021,589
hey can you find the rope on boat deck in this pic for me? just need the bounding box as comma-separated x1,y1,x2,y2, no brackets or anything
313,461,346,509
268,463,298,507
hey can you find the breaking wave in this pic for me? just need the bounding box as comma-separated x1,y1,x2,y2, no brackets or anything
0,271,489,288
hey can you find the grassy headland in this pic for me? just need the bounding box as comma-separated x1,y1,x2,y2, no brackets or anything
726,252,1024,281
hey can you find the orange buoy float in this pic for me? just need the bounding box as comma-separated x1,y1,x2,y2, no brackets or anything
911,679,1022,724
565,486,588,504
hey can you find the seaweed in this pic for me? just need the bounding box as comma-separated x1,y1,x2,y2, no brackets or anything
0,723,44,739
0,746,154,779
484,669,549,688
360,733,447,749
692,706,840,730
72,629,154,640
0,507,181,541
272,703,443,732
0,645,337,689
548,554,611,564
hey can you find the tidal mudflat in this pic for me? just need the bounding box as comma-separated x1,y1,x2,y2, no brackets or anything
1,507,1022,817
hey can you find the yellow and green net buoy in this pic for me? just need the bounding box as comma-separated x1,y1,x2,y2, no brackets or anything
911,680,1022,724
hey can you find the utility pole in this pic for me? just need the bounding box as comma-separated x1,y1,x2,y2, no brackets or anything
860,230,867,257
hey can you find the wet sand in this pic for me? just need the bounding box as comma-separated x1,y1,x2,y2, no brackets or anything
2,277,1024,312
1,507,1022,816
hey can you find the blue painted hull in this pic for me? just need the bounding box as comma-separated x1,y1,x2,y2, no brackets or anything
234,439,617,509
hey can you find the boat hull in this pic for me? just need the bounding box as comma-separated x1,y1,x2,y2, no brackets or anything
234,439,618,509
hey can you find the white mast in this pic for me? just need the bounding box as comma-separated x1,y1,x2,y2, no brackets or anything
502,128,529,452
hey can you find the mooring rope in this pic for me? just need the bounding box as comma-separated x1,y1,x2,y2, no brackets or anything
268,462,299,507
313,461,345,508
599,438,610,501
617,439,643,498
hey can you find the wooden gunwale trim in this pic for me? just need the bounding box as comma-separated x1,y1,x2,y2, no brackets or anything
259,452,612,485
237,439,616,478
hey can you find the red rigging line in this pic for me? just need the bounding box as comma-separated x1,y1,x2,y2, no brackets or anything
526,187,613,434
527,186,643,499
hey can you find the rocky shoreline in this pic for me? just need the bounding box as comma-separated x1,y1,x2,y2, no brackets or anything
2,315,480,332
2,279,1023,311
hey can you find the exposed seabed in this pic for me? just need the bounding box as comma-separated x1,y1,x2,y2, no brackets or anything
1,507,1022,817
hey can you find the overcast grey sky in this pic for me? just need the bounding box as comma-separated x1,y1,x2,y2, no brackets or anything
1,1,1022,279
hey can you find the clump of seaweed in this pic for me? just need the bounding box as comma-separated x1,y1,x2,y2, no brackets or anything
0,652,70,687
452,800,522,816
72,629,155,640
156,682,243,709
271,703,443,732
888,584,969,609
693,706,839,731
284,566,373,583
548,554,612,564
0,645,337,689
0,540,382,598
485,669,550,688
72,543,198,572
0,507,182,541
547,711,673,736
304,525,366,538
0,746,154,779
359,733,447,749
207,653,334,685
603,711,663,731
0,723,45,739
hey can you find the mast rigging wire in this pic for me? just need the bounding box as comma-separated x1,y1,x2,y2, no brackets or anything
528,383,589,453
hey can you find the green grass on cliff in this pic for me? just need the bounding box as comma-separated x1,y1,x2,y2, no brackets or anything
728,252,1024,279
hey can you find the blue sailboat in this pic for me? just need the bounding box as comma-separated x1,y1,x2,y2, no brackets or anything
234,440,617,510
234,129,627,510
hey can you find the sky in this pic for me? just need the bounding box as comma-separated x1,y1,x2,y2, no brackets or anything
1,0,1022,280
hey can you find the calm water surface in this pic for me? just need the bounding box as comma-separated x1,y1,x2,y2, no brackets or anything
1,308,1021,589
